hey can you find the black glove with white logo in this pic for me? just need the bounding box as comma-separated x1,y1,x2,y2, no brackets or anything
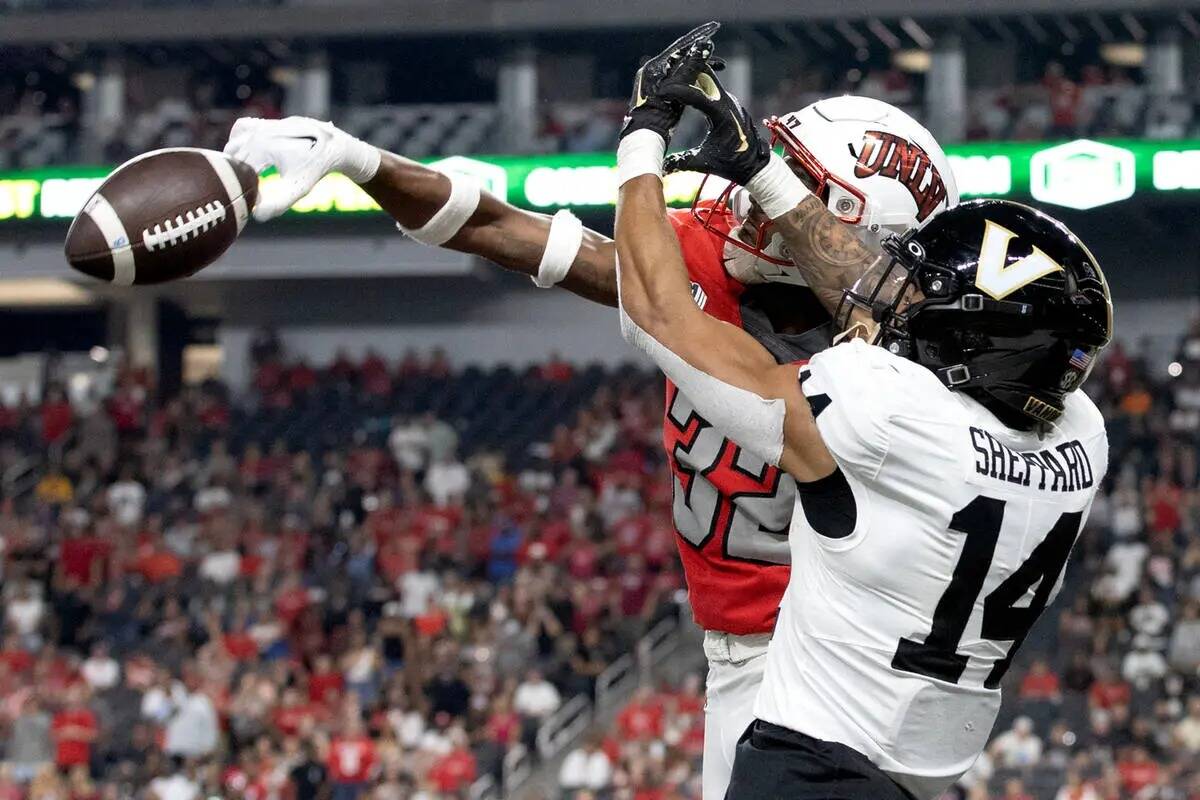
619,21,721,143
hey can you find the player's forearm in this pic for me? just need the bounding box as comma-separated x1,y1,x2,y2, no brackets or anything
617,175,797,472
362,152,618,306
771,195,879,327
615,174,698,339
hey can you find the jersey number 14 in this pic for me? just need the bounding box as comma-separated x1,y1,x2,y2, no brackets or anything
892,495,1081,690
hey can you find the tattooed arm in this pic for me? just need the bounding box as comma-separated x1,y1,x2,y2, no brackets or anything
771,194,883,338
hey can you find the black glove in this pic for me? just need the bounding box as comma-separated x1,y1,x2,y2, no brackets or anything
619,21,721,143
659,45,770,187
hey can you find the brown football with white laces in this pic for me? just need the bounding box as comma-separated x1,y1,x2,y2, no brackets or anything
64,147,258,285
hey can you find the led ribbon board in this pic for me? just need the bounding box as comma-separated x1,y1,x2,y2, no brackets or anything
1,138,1197,223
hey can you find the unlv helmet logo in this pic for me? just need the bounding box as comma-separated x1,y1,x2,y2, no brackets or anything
854,130,948,222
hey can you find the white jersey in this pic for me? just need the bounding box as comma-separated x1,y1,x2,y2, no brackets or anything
755,339,1108,800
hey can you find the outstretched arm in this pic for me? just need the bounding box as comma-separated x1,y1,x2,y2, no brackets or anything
361,153,618,306
225,117,619,306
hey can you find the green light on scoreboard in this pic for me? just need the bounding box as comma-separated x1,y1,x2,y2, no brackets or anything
0,179,40,220
1,138,1198,223
1030,140,1136,210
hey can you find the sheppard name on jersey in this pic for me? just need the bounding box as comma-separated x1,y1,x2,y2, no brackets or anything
969,427,1094,493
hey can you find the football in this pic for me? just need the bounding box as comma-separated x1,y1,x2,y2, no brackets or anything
64,147,258,285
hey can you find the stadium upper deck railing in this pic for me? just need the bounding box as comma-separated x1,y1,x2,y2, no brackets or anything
1,0,1189,44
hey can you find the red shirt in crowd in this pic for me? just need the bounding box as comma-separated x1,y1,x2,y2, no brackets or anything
487,709,521,746
308,670,345,705
428,748,477,792
223,632,259,661
130,544,183,583
108,390,144,432
273,702,327,737
1089,678,1132,710
1019,669,1061,700
59,535,112,586
0,648,32,674
289,364,318,393
41,400,73,444
327,736,376,783
52,707,98,767
617,698,664,741
1118,755,1161,795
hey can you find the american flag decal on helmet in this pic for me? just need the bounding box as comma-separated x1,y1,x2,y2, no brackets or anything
1068,348,1093,371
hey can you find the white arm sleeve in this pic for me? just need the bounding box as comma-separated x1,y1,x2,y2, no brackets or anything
618,304,785,466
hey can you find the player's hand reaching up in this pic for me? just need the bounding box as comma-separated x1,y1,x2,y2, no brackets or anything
619,20,721,144
658,43,771,187
223,116,381,222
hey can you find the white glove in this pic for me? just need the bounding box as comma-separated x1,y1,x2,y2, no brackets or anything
223,116,382,222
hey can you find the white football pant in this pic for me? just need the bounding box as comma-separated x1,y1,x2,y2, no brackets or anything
702,630,772,800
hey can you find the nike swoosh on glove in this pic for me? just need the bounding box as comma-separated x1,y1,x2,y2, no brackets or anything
223,116,381,222
658,43,770,188
619,20,722,144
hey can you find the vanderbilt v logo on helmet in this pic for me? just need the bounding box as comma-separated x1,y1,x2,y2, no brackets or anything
976,220,1065,299
837,200,1112,431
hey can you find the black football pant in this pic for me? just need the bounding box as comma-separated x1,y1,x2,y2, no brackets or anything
725,720,919,800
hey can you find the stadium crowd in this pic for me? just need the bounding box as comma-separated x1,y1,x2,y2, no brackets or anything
1,320,1199,799
0,345,683,800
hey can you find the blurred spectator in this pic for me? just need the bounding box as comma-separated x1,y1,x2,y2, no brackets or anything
513,669,561,723
162,675,218,758
989,716,1043,769
425,452,469,507
1168,601,1200,672
1018,657,1062,704
1054,770,1102,800
559,734,613,792
7,696,52,782
79,643,119,691
327,717,375,800
50,685,96,771
387,415,428,473
106,464,146,527
146,759,200,800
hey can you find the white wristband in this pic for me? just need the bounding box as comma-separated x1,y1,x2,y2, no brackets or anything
616,130,666,187
745,152,810,220
340,136,382,184
532,209,584,289
396,171,482,246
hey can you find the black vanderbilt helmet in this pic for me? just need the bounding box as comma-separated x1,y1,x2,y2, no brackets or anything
835,199,1112,431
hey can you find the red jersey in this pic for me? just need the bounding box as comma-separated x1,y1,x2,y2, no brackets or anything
661,205,797,635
